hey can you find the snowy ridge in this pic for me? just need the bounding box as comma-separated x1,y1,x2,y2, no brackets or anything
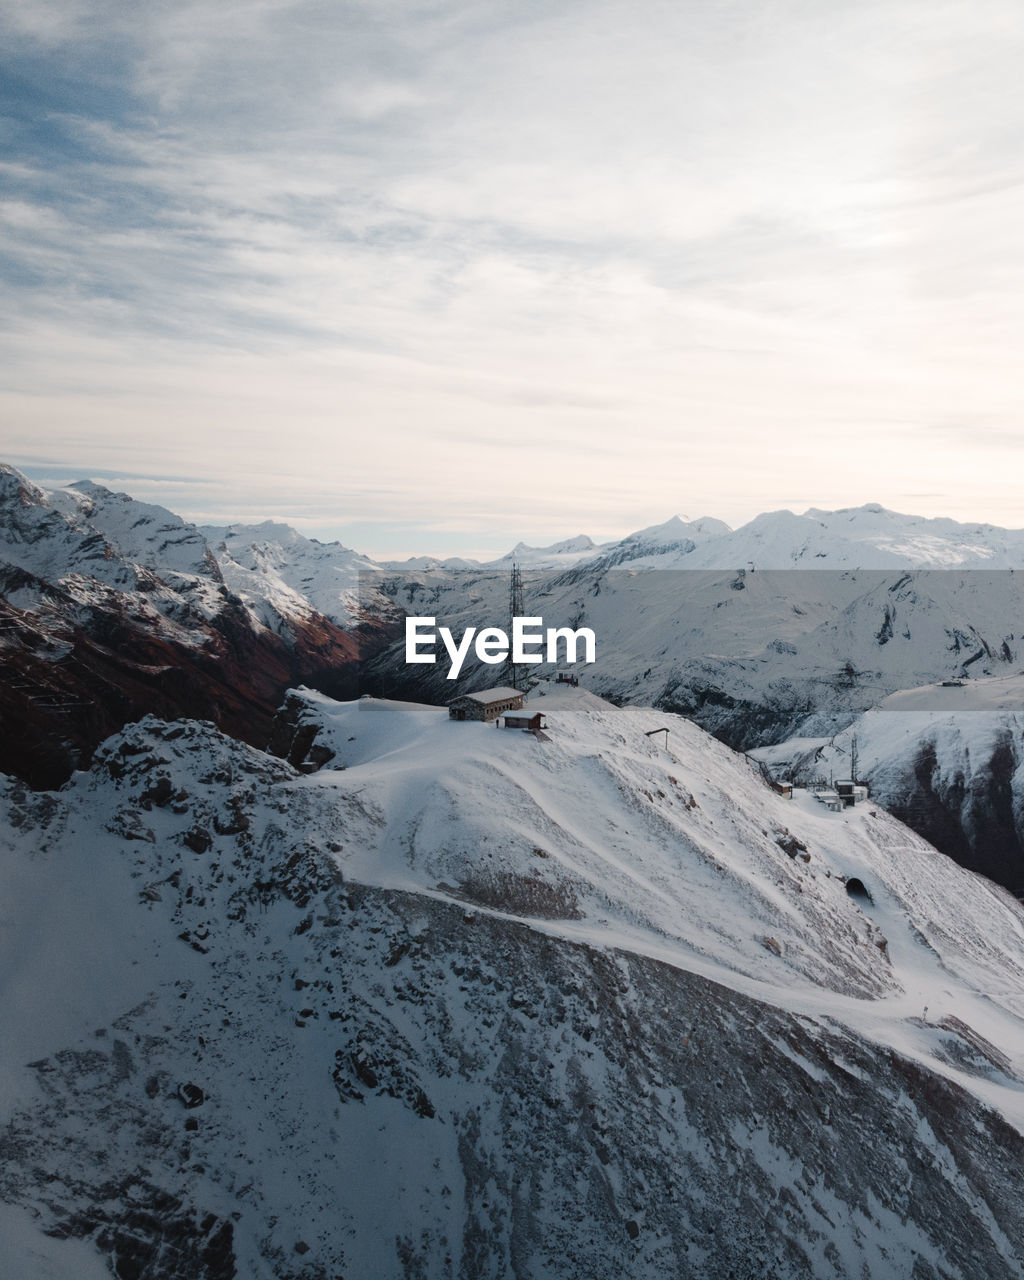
681,505,1024,570
389,505,1024,573
0,465,225,632
290,686,1024,1044
5,690,1024,1276
10,464,1024,637
368,565,1024,750
57,480,223,585
383,506,1024,573
491,533,598,568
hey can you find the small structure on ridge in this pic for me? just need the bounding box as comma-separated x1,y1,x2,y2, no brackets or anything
503,710,546,731
835,780,870,807
449,687,525,722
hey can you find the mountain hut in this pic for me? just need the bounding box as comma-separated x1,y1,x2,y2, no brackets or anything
448,688,525,722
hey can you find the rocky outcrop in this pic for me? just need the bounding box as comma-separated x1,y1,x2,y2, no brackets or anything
873,730,1024,896
266,690,337,771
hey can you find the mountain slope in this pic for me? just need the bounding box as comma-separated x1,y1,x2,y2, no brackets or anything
4,690,1024,1277
366,565,1024,735
755,674,1024,895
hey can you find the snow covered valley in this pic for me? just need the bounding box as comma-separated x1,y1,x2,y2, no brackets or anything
4,687,1024,1278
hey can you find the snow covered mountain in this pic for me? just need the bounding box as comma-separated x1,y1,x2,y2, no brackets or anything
682,505,1024,570
0,466,224,615
0,466,361,788
363,510,1024,755
199,520,379,631
359,557,1024,897
5,688,1024,1277
488,533,599,568
382,505,1024,574
367,565,1024,735
472,517,732,571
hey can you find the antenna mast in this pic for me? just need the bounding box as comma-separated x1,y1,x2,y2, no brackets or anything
506,561,526,691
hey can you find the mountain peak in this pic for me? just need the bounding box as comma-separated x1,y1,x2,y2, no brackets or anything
802,503,891,520
0,463,49,506
624,514,731,544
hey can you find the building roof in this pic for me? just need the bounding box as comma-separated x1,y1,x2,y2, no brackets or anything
504,710,543,720
449,687,523,706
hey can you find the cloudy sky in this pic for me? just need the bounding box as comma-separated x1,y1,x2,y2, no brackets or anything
3,0,1024,557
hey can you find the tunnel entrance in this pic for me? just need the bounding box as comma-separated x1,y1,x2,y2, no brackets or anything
845,876,872,903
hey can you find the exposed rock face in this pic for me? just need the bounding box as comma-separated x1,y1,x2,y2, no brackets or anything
5,706,1024,1277
867,728,1024,896
266,689,338,771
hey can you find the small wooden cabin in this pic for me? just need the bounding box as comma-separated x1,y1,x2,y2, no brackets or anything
448,687,524,722
503,711,546,730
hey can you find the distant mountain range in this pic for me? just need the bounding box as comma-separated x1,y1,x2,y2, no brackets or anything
387,505,1024,572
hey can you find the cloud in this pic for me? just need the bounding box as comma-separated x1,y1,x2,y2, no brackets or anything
4,0,1024,552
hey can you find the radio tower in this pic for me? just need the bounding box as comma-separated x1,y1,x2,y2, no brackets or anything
506,561,526,690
